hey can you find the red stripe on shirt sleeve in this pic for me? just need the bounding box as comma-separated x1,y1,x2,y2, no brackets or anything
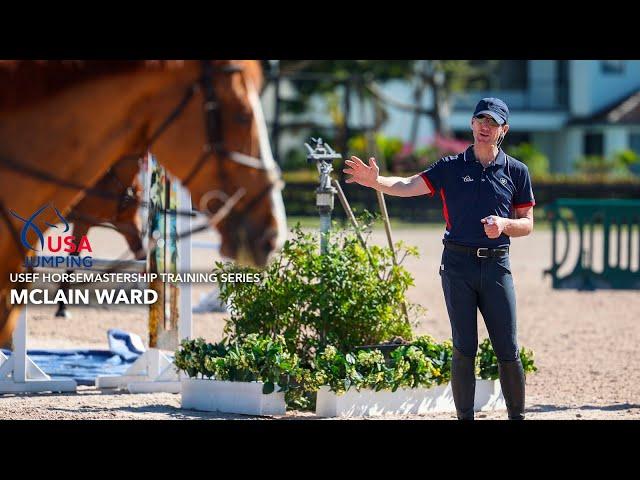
420,172,436,197
513,201,535,209
440,188,452,231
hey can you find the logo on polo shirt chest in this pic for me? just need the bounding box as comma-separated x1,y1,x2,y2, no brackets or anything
462,175,474,183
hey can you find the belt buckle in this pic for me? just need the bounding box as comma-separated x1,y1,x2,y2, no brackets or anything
476,248,490,258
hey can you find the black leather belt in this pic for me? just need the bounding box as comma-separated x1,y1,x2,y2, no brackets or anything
444,241,509,258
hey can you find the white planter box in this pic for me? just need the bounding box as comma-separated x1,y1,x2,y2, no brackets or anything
316,379,505,418
181,378,286,416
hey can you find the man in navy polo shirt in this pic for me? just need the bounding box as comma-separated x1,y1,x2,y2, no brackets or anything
343,98,534,420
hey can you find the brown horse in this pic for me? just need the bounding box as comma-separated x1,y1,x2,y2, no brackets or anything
67,155,146,260
0,60,287,346
54,155,145,318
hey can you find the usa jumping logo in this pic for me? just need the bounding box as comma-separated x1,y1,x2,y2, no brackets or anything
9,203,93,268
10,203,69,251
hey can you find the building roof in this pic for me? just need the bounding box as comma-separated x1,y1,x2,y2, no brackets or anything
570,89,640,125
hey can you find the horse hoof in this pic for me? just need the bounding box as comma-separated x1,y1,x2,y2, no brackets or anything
55,310,72,319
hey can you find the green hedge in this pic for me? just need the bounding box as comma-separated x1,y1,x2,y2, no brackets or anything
175,334,538,409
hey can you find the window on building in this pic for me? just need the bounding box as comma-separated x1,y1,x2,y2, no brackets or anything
496,60,528,90
556,60,569,107
584,132,604,156
630,133,640,156
601,60,625,74
467,60,528,90
502,132,531,146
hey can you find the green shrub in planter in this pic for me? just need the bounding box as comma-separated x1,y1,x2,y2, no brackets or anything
313,345,360,395
174,334,308,397
174,338,227,379
175,335,539,409
412,335,453,384
352,349,389,391
477,338,538,380
388,345,440,391
224,334,301,394
314,339,449,394
314,337,538,394
214,221,419,367
312,346,395,394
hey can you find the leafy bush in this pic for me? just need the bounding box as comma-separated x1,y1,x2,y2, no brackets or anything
313,345,370,395
508,143,550,177
412,335,453,383
174,335,539,410
574,149,640,178
518,346,538,378
214,220,418,367
174,337,227,379
575,155,621,177
314,336,537,394
348,133,471,173
282,148,313,171
174,334,306,397
375,134,404,172
388,345,441,390
347,133,404,172
613,149,640,169
314,335,454,394
476,338,539,380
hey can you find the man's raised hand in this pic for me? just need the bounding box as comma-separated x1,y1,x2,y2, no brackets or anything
343,156,379,188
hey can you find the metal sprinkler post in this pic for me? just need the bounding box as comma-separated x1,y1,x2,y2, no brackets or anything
305,138,342,254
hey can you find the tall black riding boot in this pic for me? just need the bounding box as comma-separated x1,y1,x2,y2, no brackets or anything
498,358,526,420
451,346,476,420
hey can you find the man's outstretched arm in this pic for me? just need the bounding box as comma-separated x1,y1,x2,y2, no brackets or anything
343,156,431,197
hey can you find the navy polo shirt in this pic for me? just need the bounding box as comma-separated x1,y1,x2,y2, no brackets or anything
420,146,535,248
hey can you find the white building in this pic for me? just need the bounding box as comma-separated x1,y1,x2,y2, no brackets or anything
382,60,640,173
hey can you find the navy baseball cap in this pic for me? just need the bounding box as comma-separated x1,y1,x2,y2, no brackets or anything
473,97,509,125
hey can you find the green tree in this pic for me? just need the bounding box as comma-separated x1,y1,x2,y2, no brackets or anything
508,143,550,178
409,60,497,142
